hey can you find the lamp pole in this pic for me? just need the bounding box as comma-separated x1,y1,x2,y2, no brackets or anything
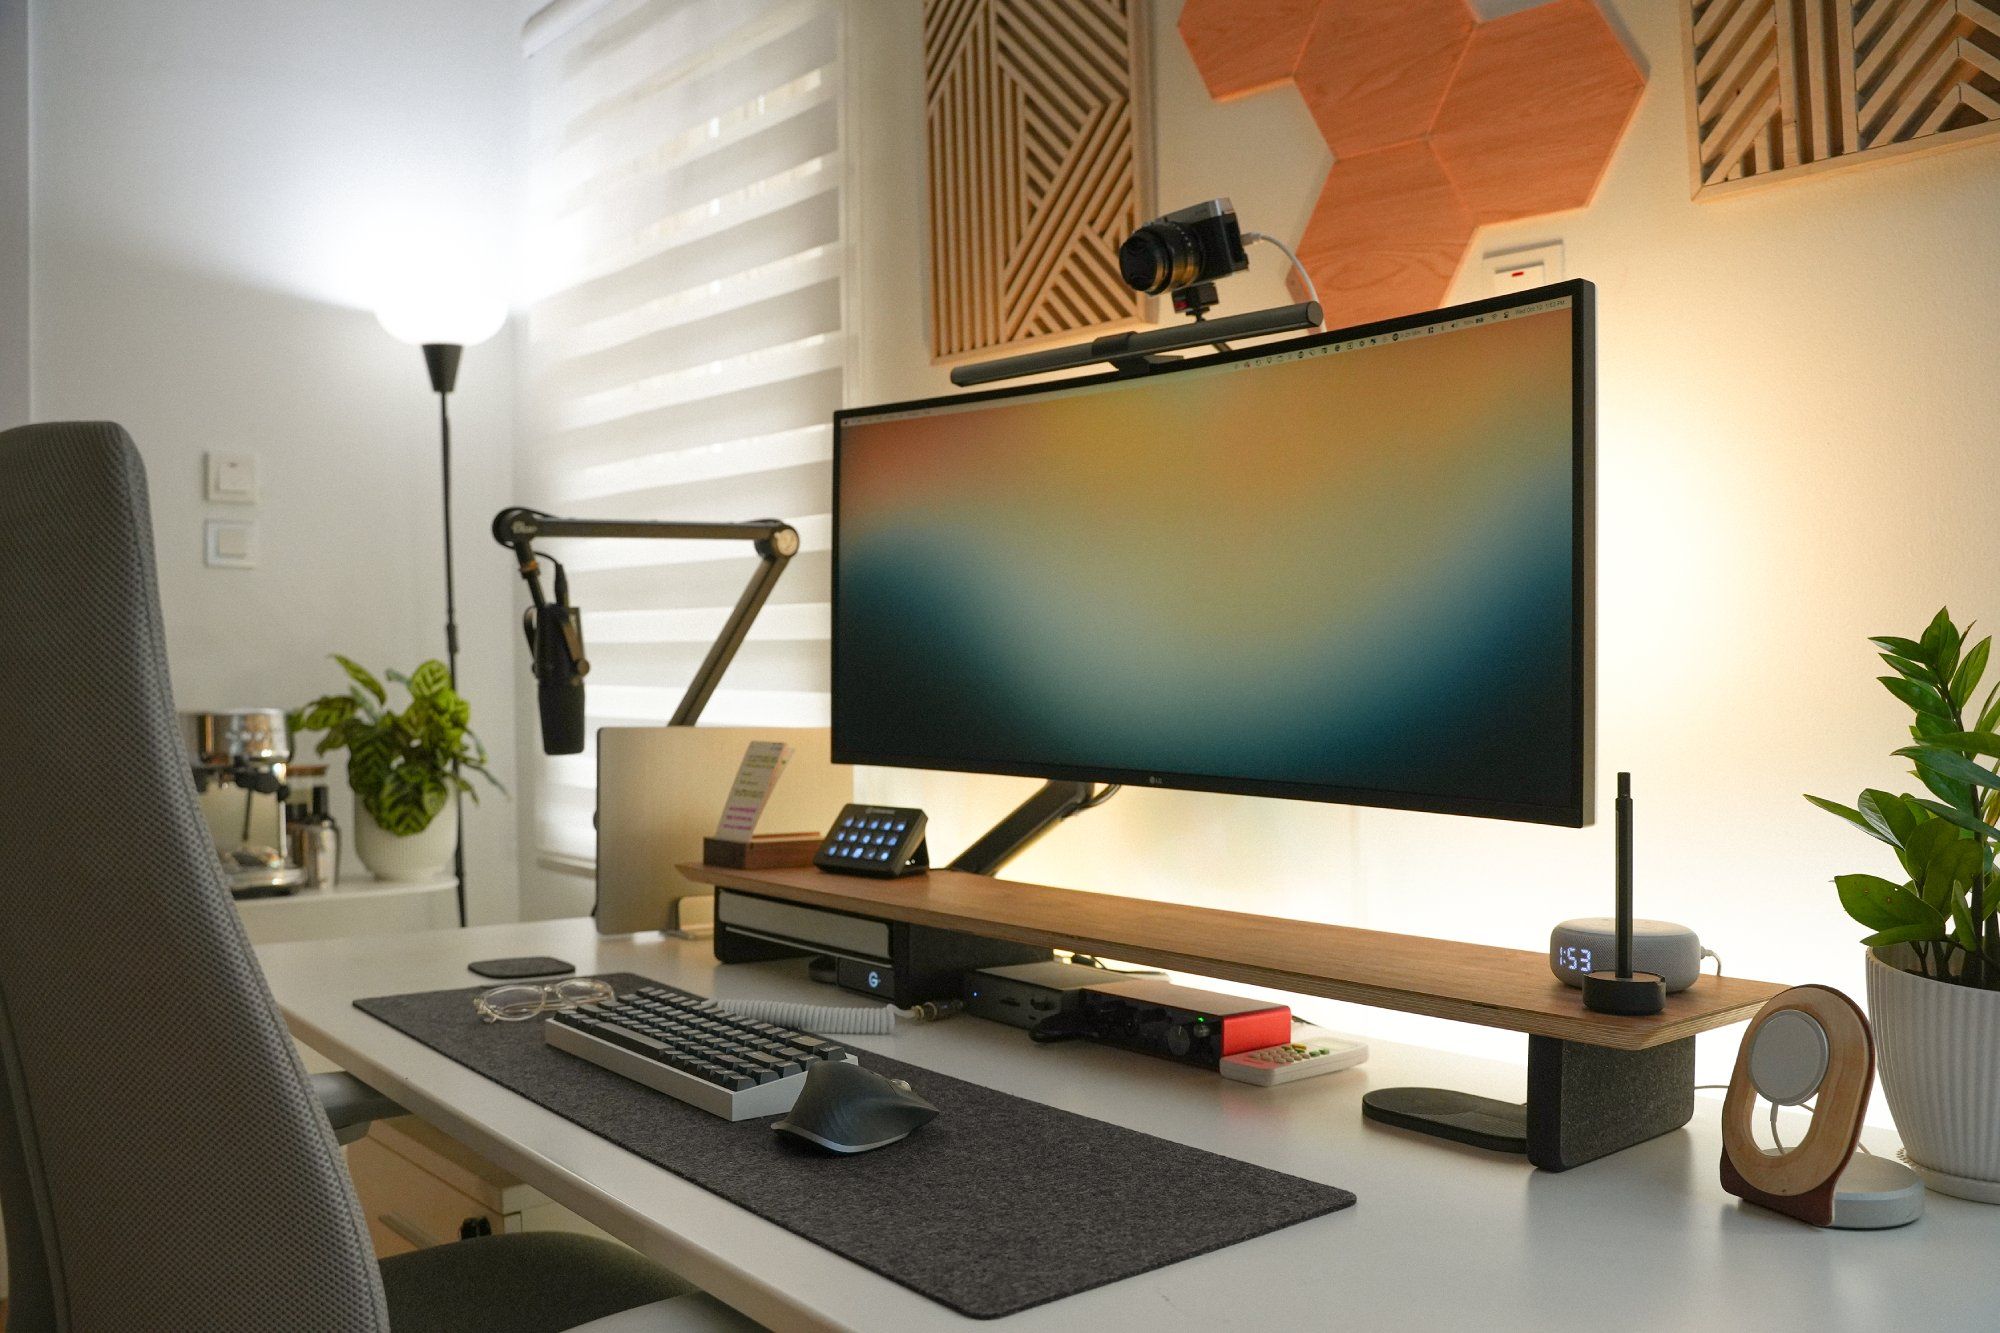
422,341,468,928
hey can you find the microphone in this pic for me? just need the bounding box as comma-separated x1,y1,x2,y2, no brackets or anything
527,560,589,755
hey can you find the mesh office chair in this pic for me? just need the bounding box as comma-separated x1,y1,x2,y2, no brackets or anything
0,422,758,1333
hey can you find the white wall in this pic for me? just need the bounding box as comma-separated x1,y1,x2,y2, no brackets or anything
846,0,2000,1085
27,0,527,922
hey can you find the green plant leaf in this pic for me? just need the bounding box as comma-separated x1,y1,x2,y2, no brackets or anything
1922,608,1962,680
406,660,452,702
374,764,448,835
1882,675,1952,717
1901,813,1958,884
1871,635,1928,661
1896,745,2000,791
1836,874,1921,930
1858,788,1921,846
298,695,356,731
1951,637,1992,710
1915,763,1977,814
1806,794,1894,844
333,654,387,704
1910,731,2000,759
459,755,506,797
1879,653,1931,681
1918,835,1980,915
1837,874,1948,951
347,727,395,798
1913,799,2000,841
1978,884,2000,923
1904,812,1959,862
1979,680,2000,734
1912,712,1956,741
1863,924,1949,947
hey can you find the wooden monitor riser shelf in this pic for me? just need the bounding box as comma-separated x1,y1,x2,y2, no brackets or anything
682,863,1784,1172
680,864,1777,1049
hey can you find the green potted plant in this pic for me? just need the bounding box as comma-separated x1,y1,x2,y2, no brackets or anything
1808,607,2000,1202
292,656,503,882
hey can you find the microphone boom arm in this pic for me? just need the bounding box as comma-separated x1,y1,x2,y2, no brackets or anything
493,507,801,727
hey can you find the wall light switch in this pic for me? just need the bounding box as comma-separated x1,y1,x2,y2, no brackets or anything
205,519,257,569
1485,242,1565,295
205,451,258,504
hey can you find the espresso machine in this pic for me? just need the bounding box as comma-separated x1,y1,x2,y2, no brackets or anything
183,709,310,896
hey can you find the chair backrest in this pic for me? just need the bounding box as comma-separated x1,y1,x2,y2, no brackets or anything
0,423,389,1332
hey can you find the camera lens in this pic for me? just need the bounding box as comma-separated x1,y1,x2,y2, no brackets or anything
1118,228,1171,293
1118,222,1200,295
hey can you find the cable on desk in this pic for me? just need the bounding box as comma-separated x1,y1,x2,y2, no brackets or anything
707,995,965,1034
707,997,895,1035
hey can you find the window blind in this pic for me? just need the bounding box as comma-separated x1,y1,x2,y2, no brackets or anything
520,0,847,865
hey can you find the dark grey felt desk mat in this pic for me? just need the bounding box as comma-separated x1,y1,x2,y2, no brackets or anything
355,973,1354,1320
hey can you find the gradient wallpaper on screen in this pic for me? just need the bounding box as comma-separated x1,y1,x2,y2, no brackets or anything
835,302,1581,819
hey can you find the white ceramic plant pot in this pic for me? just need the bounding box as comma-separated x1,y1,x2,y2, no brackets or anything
352,801,457,883
1866,949,2000,1202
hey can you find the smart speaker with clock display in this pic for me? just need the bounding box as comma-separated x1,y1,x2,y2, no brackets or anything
1550,918,1707,993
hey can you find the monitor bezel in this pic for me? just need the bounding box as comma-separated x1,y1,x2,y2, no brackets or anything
831,279,1596,828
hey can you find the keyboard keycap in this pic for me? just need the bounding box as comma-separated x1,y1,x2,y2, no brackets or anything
593,1022,670,1057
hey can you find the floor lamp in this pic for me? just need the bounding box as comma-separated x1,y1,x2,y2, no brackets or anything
377,297,505,928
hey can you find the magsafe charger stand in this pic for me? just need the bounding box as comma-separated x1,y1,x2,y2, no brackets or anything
1720,985,1923,1229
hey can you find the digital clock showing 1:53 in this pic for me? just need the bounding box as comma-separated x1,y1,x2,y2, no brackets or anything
1552,943,1594,976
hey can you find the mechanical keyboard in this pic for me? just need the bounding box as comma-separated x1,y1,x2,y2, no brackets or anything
544,983,858,1121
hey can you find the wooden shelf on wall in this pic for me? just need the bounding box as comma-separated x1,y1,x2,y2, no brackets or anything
680,864,1782,1050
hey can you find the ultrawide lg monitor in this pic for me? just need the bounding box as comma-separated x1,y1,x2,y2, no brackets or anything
832,281,1594,826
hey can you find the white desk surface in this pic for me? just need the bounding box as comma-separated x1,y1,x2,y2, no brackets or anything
260,919,1999,1332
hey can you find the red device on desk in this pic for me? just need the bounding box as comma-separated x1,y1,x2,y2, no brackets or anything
1070,976,1292,1068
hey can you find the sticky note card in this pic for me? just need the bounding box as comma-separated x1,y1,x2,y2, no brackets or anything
712,740,794,842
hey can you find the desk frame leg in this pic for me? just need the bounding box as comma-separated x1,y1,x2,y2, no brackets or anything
1362,1035,1696,1172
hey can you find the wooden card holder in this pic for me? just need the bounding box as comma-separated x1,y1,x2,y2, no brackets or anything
700,833,823,871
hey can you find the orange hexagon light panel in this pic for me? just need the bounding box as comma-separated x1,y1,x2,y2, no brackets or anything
1179,0,1642,326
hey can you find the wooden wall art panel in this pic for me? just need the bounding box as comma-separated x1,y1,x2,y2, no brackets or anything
1684,0,2000,196
1179,0,1643,327
924,0,1153,362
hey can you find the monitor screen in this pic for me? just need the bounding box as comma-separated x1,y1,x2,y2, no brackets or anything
832,282,1593,826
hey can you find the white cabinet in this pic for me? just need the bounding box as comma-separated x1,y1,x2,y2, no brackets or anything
233,876,459,946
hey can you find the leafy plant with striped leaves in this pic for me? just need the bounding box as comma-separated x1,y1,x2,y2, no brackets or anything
291,656,503,837
1808,608,2000,989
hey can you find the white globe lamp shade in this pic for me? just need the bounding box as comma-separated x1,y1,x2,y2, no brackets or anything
375,276,507,348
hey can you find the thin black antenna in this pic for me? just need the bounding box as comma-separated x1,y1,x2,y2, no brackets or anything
1615,772,1633,978
1584,770,1665,1015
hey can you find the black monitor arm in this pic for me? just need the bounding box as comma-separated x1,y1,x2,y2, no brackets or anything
948,780,1121,875
491,507,800,727
493,506,1107,874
